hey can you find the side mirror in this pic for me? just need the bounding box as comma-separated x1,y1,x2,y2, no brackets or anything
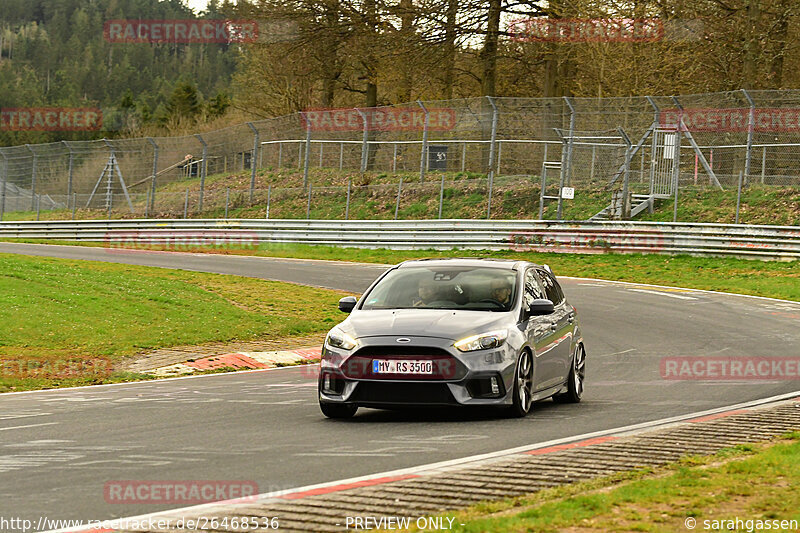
527,299,554,316
338,296,357,313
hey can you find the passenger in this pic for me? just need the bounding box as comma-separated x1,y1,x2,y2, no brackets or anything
490,278,513,306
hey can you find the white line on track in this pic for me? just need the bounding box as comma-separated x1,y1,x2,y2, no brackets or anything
0,422,58,431
627,288,698,300
561,275,800,305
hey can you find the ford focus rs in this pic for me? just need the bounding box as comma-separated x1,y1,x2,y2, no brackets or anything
318,258,586,418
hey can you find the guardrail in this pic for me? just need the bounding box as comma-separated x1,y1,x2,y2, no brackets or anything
0,219,799,260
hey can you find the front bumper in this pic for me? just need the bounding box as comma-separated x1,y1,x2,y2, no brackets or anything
318,335,516,408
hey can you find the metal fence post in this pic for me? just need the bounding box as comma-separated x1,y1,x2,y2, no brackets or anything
184,188,189,219
246,122,259,202
672,119,684,223
646,96,660,213
26,144,36,211
556,131,568,220
562,96,576,188
394,177,403,219
486,96,498,219
356,108,369,173
618,128,633,220
741,89,755,183
266,185,271,219
72,192,76,220
339,142,344,170
62,140,74,200
194,134,208,211
300,113,311,188
225,187,230,218
761,146,766,184
393,143,398,172
306,183,312,219
36,195,40,220
278,142,283,168
417,100,430,183
147,138,159,213
0,149,6,221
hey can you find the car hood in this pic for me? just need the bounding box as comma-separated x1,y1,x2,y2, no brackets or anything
344,309,510,341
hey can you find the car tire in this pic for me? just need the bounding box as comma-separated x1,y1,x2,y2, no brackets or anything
320,402,358,419
508,351,534,418
553,343,585,404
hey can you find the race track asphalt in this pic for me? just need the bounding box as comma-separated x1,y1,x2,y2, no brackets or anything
1,242,798,524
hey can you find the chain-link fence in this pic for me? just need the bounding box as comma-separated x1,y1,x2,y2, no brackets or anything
1,90,799,224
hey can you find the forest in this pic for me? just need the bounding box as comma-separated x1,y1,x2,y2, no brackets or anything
0,0,796,145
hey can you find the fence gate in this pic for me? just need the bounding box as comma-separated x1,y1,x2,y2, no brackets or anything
649,129,679,197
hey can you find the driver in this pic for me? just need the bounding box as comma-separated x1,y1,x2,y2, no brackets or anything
490,278,513,306
413,279,439,307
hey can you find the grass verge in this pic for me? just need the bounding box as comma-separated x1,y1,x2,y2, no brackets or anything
411,432,800,532
0,253,346,392
7,241,800,302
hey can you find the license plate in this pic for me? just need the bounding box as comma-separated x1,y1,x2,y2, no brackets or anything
372,359,434,374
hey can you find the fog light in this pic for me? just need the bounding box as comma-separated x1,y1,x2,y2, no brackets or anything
490,376,500,395
323,374,332,391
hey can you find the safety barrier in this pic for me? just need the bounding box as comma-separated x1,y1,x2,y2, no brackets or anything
0,219,798,260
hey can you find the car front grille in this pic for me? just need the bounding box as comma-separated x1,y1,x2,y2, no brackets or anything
350,382,457,405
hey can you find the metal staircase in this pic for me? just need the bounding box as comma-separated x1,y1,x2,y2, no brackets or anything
590,193,669,221
589,101,723,223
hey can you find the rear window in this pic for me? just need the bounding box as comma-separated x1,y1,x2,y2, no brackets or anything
360,266,518,312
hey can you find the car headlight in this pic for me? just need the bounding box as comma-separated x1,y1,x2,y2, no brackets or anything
454,329,508,352
325,327,358,350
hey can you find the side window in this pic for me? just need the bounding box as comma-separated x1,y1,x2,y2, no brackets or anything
523,269,546,308
536,270,564,305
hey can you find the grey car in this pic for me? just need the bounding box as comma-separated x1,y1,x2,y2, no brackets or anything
318,258,586,418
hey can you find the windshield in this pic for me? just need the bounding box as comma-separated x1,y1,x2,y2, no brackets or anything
360,266,517,312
